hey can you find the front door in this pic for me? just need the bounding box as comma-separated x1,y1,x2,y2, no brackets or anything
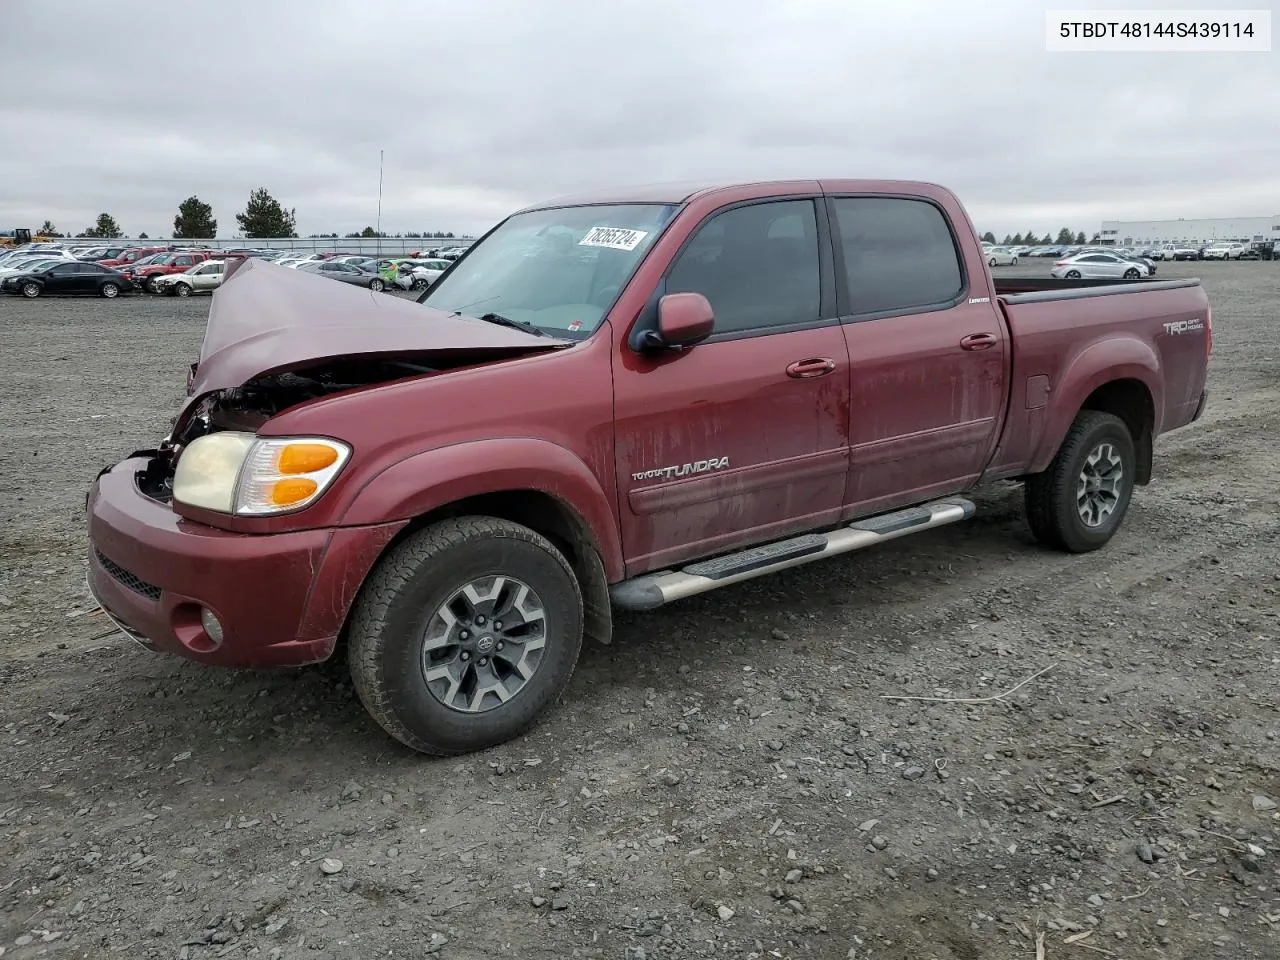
613,197,851,574
825,195,1007,514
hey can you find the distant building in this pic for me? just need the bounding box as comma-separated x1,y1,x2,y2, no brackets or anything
1099,216,1280,248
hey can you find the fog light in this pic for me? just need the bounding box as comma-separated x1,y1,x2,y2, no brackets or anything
200,607,225,646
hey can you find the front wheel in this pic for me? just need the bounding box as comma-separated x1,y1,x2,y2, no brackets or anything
1123,268,1140,279
1024,410,1135,553
173,282,192,297
347,517,585,755
412,277,429,290
989,257,997,267
1011,257,1019,265
369,278,385,292
21,281,40,298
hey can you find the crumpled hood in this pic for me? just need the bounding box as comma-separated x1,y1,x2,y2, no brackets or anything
185,258,570,401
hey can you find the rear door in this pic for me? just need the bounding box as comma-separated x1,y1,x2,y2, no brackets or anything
826,194,1008,515
81,263,109,291
200,261,225,290
612,197,851,573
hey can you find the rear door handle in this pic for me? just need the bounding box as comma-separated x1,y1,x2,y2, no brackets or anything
786,357,837,378
960,333,997,351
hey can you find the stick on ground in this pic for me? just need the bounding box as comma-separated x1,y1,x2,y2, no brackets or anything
881,664,1058,704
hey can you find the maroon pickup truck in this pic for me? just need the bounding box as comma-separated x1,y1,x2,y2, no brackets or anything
86,179,1211,756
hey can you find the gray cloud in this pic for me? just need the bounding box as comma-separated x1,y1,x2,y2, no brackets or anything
1,0,1274,239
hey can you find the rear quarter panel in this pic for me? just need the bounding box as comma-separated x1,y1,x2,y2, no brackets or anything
983,282,1209,478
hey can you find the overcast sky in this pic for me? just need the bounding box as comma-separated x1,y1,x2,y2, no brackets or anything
2,0,1275,240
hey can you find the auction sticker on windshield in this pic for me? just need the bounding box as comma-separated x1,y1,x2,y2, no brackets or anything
579,227,648,251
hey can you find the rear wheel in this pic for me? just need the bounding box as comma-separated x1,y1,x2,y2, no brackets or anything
100,282,120,298
1065,269,1082,279
348,517,584,755
369,277,385,292
1025,410,1135,553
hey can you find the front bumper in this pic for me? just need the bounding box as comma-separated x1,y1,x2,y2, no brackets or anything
86,456,406,667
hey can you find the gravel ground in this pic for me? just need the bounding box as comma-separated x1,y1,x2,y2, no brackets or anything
1,261,1278,960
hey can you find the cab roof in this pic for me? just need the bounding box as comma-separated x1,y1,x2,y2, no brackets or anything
516,179,951,213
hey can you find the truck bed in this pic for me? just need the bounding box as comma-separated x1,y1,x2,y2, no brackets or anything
995,276,1201,303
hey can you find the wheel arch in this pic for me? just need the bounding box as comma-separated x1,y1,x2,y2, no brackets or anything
1079,379,1156,484
335,439,621,647
1030,342,1161,483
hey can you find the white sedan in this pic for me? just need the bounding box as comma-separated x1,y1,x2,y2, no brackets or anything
1050,252,1150,280
985,246,1019,266
394,258,452,291
0,256,64,279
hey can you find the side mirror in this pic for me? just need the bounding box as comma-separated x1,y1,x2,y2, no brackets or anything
645,292,715,350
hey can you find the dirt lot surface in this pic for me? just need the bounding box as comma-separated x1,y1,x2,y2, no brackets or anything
1,261,1277,960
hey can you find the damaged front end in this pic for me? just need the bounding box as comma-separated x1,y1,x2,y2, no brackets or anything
120,258,572,508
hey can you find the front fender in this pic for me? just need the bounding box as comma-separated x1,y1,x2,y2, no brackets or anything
1030,336,1162,473
338,438,624,580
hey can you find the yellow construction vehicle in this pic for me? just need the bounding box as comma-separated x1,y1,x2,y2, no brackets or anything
0,228,61,248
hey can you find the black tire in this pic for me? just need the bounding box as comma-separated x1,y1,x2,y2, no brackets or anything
100,281,120,298
21,281,40,298
369,278,385,292
1011,257,1019,266
412,277,429,290
989,257,997,267
348,516,584,755
1123,268,1140,279
173,282,192,298
1025,410,1136,553
1065,269,1081,279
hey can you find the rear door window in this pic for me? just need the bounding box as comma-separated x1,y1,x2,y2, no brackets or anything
829,197,964,317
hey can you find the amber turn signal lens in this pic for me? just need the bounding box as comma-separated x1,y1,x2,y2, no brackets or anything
270,477,319,506
277,443,340,474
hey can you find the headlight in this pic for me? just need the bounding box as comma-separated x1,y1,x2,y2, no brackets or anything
172,432,351,516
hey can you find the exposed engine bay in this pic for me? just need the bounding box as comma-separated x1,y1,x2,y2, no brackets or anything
137,352,511,503
178,356,440,441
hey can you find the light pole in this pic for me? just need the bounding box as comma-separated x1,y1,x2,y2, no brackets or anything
376,149,384,257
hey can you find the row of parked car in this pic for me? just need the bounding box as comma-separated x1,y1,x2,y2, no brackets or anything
983,243,1162,279
986,240,1274,264
0,241,468,299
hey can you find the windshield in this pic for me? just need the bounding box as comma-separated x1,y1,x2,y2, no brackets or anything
420,203,676,338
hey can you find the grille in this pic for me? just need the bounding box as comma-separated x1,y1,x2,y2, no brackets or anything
95,549,162,601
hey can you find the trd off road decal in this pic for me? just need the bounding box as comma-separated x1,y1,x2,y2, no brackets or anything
1163,318,1204,335
632,457,730,482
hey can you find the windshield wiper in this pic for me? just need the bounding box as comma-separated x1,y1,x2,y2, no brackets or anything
473,312,549,337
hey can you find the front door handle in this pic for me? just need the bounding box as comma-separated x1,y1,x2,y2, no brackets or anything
786,357,837,378
960,333,997,351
